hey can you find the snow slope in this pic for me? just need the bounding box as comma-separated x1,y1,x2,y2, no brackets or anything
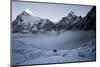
21,39,95,65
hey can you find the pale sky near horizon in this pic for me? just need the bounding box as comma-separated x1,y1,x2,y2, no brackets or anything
12,1,93,22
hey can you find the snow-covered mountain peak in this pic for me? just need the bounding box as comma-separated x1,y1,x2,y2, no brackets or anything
22,9,34,16
68,11,75,16
67,11,76,18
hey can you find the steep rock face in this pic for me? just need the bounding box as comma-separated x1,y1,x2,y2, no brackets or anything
83,6,96,30
31,19,56,33
42,19,56,31
70,6,96,30
12,9,42,33
56,11,82,31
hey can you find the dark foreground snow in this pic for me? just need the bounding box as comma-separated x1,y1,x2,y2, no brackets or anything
11,31,96,65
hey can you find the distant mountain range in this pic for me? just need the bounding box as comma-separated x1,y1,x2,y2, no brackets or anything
12,6,96,33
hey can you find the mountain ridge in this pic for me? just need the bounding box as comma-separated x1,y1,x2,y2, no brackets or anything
12,7,96,33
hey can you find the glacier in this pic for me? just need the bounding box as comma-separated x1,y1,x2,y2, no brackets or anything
11,31,96,65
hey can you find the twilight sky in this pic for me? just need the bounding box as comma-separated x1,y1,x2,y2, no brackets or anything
12,1,93,22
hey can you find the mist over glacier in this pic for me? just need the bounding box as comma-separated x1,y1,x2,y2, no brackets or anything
12,31,95,50
12,31,96,65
